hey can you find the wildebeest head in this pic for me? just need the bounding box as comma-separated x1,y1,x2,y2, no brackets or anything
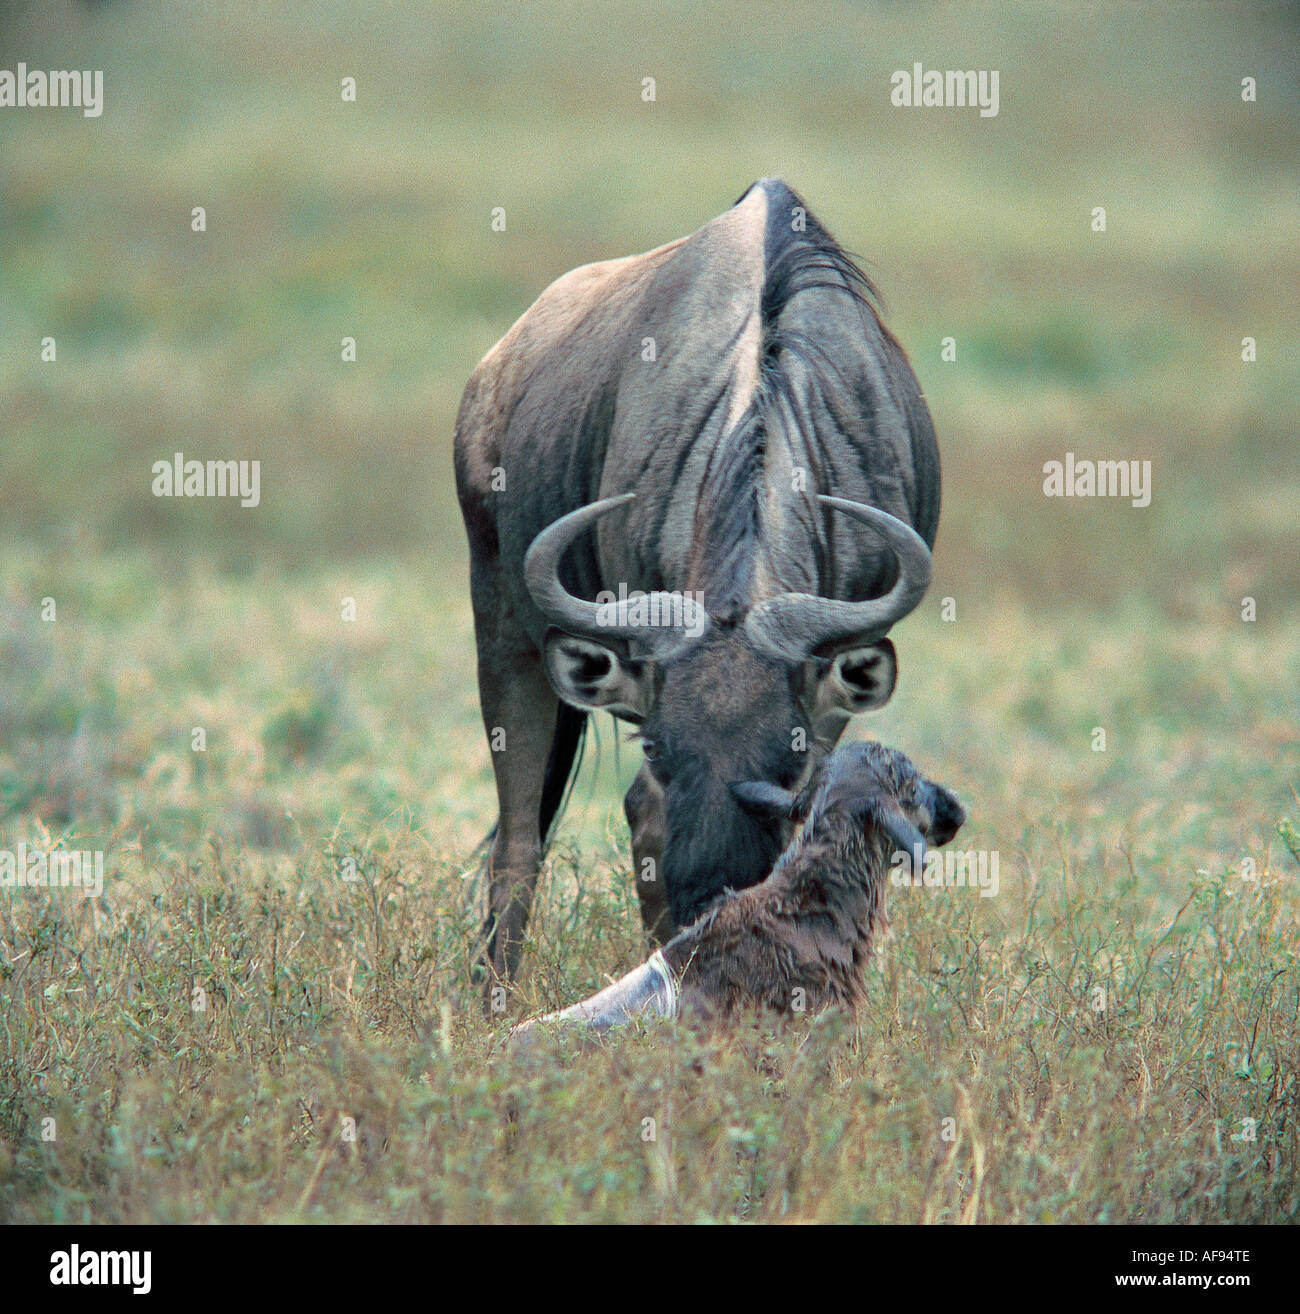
524,493,932,925
731,737,966,880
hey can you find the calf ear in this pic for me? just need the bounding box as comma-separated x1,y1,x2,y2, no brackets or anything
876,804,926,875
926,784,966,847
542,630,654,721
807,640,898,735
730,781,799,819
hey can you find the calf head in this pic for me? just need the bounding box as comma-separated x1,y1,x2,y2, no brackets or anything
731,739,966,874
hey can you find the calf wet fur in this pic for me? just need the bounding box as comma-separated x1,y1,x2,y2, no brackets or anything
512,740,965,1038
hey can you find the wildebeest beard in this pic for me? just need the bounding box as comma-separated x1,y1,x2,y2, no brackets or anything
660,757,796,926
646,628,810,926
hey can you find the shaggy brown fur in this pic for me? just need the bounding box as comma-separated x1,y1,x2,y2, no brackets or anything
660,740,964,1020
510,740,964,1043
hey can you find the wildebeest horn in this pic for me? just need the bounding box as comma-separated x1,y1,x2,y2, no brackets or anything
744,496,932,660
524,493,706,643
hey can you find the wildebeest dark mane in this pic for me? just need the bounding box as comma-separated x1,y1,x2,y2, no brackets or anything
755,184,883,319
691,182,905,620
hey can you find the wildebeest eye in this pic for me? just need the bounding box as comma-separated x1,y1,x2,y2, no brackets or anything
640,738,660,762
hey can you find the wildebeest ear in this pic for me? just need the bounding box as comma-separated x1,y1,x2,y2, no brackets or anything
807,639,898,733
542,630,654,721
730,781,799,819
926,783,966,847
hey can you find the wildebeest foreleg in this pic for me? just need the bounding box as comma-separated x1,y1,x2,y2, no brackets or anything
476,645,563,992
465,497,572,991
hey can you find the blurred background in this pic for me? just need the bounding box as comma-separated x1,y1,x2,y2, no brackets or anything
1,0,1297,891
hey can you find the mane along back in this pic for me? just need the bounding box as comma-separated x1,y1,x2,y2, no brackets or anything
689,179,909,618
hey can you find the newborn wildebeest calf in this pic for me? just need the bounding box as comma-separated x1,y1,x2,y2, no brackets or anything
511,741,965,1040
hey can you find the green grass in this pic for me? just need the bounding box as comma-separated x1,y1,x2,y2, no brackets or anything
1,550,1297,1223
1,0,1298,1223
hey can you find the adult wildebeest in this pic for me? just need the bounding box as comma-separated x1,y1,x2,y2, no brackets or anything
510,740,966,1038
455,178,941,986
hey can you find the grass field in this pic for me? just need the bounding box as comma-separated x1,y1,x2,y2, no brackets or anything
1,0,1298,1223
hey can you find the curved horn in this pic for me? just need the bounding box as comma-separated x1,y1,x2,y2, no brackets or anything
524,493,706,644
744,496,932,661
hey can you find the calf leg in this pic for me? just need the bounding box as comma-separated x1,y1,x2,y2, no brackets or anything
625,764,675,946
